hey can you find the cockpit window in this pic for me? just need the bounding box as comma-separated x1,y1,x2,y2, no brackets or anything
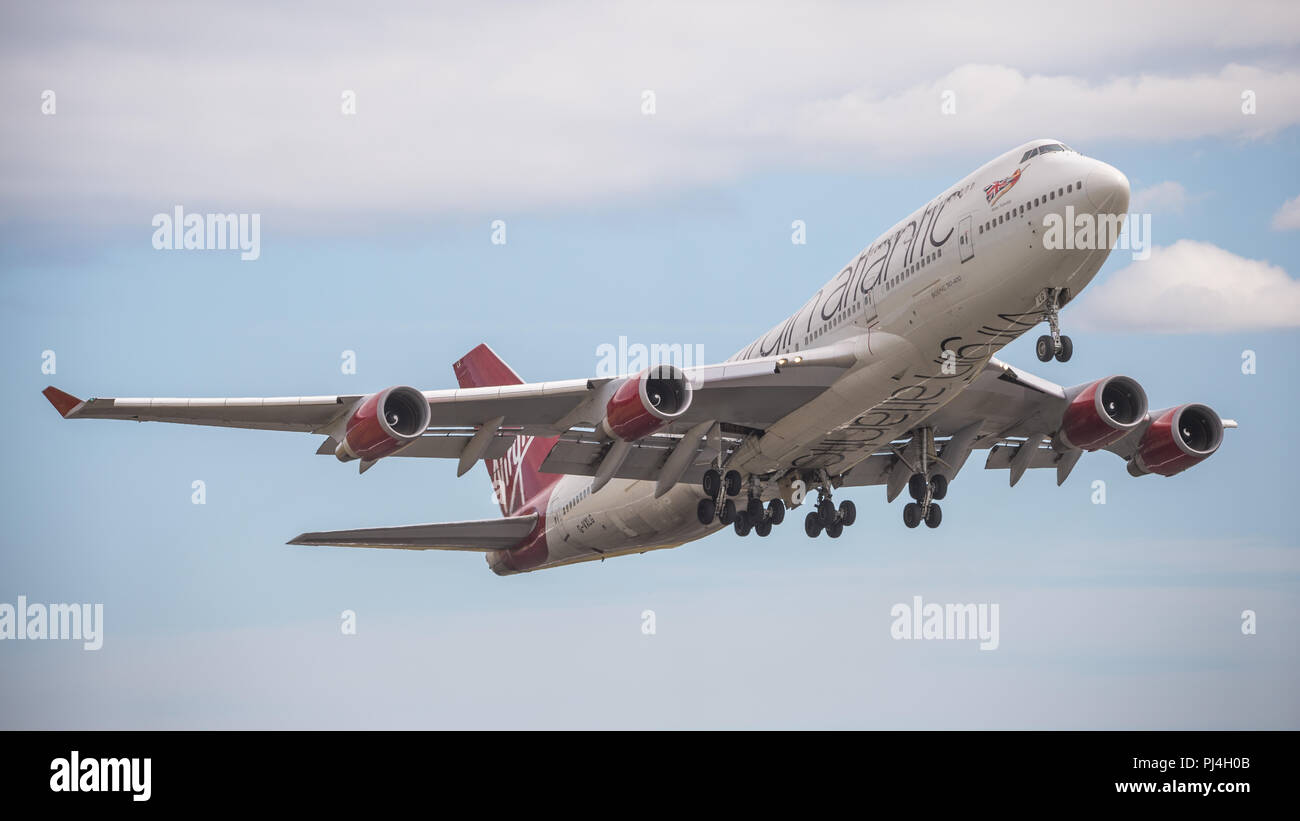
1022,143,1072,163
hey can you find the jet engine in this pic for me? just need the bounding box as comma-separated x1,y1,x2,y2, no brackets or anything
1056,375,1148,451
600,365,694,441
1127,403,1225,477
334,386,431,463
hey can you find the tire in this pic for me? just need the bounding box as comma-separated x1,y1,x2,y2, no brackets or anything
1036,335,1054,362
719,498,737,525
767,499,786,525
817,497,836,522
746,497,765,521
838,500,856,527
1055,335,1073,363
755,518,772,537
702,469,721,498
804,511,823,538
696,497,715,525
724,470,742,497
825,520,843,538
925,502,943,528
929,474,948,501
903,502,922,529
908,473,928,502
734,512,751,536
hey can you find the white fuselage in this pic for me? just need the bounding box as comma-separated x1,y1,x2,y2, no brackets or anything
515,139,1131,573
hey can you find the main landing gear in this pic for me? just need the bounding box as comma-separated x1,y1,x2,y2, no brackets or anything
903,471,944,529
803,487,856,539
697,468,786,538
1035,287,1073,363
899,427,945,529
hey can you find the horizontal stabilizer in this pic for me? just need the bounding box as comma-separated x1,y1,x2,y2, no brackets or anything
288,514,537,551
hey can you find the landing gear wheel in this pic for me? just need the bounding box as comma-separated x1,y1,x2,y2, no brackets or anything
702,469,721,498
908,473,928,502
825,520,844,538
724,470,742,497
903,502,922,529
734,512,752,536
838,500,856,527
1054,335,1073,363
746,497,765,521
767,499,786,525
804,512,823,538
817,497,836,522
929,474,948,501
925,503,943,528
1036,335,1054,362
755,518,772,537
696,498,715,525
719,498,737,525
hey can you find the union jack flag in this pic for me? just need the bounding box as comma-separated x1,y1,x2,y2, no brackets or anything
984,168,1022,206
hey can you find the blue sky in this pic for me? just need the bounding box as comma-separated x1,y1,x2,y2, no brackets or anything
1,1,1298,728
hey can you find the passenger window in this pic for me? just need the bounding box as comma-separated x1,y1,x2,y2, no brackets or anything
1067,184,1072,193
1049,191,1054,200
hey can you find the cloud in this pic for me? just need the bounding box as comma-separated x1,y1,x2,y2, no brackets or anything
2,2,1300,229
1131,181,1190,214
1072,239,1300,332
1272,195,1300,230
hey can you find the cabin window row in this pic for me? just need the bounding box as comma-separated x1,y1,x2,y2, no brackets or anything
976,180,1084,235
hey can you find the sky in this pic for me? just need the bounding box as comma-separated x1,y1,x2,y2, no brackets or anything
1,1,1297,729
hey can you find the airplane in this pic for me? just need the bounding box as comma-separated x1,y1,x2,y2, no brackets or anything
42,138,1236,575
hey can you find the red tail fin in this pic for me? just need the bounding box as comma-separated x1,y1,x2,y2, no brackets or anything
453,344,561,516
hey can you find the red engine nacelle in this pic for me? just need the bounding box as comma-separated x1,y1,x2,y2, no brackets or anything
600,365,693,441
1056,375,1148,451
334,386,431,463
1128,403,1224,477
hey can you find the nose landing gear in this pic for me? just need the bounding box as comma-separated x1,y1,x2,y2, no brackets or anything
1035,287,1073,363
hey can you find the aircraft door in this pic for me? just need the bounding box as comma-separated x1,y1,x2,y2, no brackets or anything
958,214,974,263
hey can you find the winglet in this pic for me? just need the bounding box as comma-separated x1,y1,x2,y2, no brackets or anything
42,386,84,418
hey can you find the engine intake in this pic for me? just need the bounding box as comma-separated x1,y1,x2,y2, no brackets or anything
1056,375,1148,451
600,364,693,441
335,386,431,463
1128,403,1224,477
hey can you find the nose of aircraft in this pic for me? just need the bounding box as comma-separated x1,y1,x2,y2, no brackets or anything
1086,161,1130,214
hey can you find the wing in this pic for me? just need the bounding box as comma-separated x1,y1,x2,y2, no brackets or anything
42,386,359,432
841,357,1237,494
287,514,538,551
42,341,857,486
